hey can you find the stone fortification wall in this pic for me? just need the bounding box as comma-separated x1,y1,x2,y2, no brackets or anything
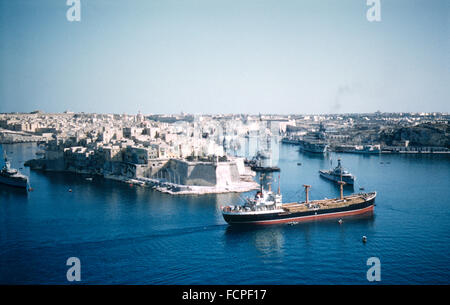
26,156,242,188
160,159,241,187
215,162,240,187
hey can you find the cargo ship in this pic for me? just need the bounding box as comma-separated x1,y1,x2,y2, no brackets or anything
0,152,29,189
221,182,375,225
319,158,355,185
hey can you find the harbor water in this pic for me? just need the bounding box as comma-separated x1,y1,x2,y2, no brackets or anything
0,142,449,284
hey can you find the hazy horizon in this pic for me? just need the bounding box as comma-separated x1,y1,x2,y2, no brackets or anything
1,0,449,114
0,109,449,116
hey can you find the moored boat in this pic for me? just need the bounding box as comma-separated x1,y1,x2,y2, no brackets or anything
250,165,280,172
319,158,355,185
0,152,29,189
299,139,328,153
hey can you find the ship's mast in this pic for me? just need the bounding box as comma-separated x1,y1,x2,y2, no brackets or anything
3,151,10,170
277,174,281,195
338,181,346,200
303,184,311,203
259,173,265,193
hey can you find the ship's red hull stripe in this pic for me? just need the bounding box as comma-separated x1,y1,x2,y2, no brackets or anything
233,204,374,225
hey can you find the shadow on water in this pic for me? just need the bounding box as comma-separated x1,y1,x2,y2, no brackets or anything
34,170,97,185
222,212,376,258
299,151,329,160
224,211,375,244
0,184,29,200
223,224,286,255
319,175,355,191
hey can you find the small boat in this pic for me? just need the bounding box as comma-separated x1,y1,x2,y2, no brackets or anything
250,165,280,172
85,177,93,181
247,157,280,172
255,150,271,160
297,163,302,166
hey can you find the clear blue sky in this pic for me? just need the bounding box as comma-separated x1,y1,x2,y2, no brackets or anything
0,0,448,114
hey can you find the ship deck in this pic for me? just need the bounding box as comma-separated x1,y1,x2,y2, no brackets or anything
281,193,374,213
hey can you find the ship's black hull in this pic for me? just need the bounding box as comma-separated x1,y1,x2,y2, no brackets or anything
223,197,375,225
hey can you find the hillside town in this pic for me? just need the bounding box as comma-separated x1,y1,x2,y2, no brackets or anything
0,111,449,194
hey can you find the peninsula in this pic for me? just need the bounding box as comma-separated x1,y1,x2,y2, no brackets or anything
0,111,448,195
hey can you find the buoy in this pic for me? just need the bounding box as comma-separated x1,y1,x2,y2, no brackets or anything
362,236,367,243
338,219,343,224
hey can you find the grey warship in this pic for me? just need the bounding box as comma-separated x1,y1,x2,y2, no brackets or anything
0,152,29,189
319,158,355,185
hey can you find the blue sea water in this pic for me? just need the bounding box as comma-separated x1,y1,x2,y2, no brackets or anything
0,142,449,284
